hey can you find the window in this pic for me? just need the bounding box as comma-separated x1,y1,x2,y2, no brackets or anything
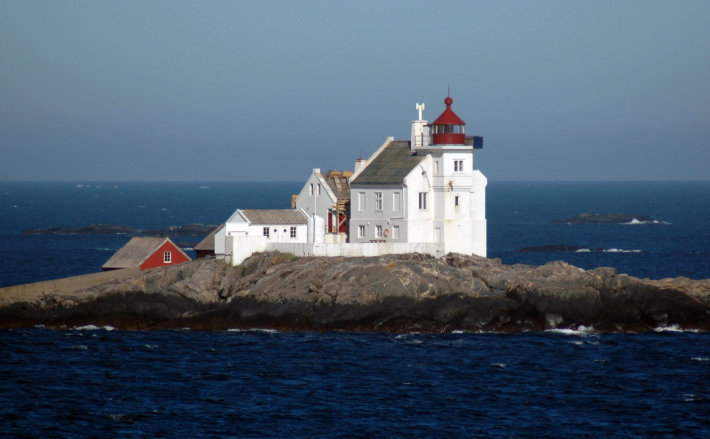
375,192,383,211
317,184,321,196
358,225,365,238
393,192,401,211
358,192,366,211
455,195,459,207
434,161,439,174
290,226,297,238
418,192,427,210
392,225,400,239
376,225,383,238
309,183,314,196
263,227,270,238
164,251,171,263
454,160,464,172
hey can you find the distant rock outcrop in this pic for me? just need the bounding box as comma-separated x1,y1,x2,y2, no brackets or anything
1,252,708,333
23,223,218,237
549,213,661,225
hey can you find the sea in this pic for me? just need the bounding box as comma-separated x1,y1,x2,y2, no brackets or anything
1,181,709,438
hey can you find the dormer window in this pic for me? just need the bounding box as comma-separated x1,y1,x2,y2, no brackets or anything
164,251,171,263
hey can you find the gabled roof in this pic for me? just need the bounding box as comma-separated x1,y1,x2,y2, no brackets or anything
241,209,308,225
102,236,189,270
194,224,223,251
350,140,426,185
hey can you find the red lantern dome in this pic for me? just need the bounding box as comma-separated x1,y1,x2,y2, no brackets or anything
429,96,466,145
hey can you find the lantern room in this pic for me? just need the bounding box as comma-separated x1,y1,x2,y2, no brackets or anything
429,96,466,145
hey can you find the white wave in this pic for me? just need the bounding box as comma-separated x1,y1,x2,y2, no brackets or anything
545,325,595,336
575,248,592,253
691,357,709,362
654,324,699,333
227,328,279,334
624,218,670,225
603,248,643,253
72,325,115,331
491,362,506,368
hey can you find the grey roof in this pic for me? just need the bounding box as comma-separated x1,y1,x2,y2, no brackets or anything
350,141,425,185
194,224,223,251
242,209,308,225
102,236,187,269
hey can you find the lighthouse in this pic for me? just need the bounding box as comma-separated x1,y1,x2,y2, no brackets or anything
411,95,488,257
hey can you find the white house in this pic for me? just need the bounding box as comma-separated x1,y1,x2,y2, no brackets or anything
219,95,486,265
221,209,309,264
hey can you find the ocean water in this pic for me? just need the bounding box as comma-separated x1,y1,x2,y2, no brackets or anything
1,181,709,437
2,327,709,438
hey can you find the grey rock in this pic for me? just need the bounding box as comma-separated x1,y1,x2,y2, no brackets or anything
1,252,708,332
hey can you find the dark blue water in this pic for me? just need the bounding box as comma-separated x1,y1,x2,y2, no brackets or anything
1,181,709,437
2,327,709,438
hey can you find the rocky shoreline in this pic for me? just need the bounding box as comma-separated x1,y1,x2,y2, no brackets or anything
1,252,709,332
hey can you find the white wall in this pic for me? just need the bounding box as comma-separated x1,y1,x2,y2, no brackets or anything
214,225,226,256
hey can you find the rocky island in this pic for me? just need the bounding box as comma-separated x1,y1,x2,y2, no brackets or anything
1,252,708,332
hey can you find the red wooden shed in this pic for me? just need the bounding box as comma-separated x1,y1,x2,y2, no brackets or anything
101,237,191,271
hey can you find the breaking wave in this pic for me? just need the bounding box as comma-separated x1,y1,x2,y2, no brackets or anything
603,248,644,253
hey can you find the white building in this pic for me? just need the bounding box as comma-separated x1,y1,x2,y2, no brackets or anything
294,168,351,244
221,209,309,264
349,96,486,256
218,95,486,265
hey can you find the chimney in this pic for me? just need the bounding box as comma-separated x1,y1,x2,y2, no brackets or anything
411,102,430,150
354,158,366,173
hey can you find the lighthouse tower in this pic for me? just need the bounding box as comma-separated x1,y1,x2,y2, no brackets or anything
413,96,487,257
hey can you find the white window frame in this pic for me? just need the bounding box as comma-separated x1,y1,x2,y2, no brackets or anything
290,226,297,238
309,183,314,196
419,192,427,210
393,192,401,211
376,225,383,238
164,251,171,263
358,192,366,211
263,227,270,238
454,159,464,172
392,225,400,239
358,225,365,238
374,192,383,211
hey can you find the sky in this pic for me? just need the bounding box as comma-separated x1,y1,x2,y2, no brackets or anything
1,1,709,182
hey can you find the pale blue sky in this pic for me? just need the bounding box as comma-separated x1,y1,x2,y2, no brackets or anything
1,1,708,181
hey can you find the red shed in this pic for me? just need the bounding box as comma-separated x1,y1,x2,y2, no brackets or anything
102,237,191,271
